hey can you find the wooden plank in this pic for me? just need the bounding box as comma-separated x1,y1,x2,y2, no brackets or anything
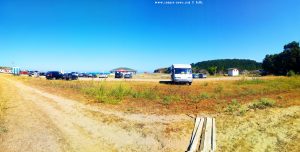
189,117,201,145
199,117,207,152
187,117,217,152
192,117,204,151
202,117,212,152
188,117,204,152
212,118,216,151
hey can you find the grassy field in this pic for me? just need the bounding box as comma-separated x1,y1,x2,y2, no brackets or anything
7,75,300,115
0,77,8,134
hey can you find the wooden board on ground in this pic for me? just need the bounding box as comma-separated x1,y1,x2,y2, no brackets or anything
187,117,216,152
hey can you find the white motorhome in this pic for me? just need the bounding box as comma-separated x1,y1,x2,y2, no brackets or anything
171,64,193,85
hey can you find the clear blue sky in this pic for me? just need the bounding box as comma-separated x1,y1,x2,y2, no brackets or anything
0,0,300,72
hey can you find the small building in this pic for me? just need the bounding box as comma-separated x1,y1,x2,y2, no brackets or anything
228,68,239,76
0,67,12,73
110,67,137,75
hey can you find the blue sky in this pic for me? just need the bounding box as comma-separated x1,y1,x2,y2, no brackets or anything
0,0,300,72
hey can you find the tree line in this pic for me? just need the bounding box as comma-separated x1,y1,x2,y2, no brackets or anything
154,59,262,75
191,59,261,74
154,41,299,76
262,41,300,75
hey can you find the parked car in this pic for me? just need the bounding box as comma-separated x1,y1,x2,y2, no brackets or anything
193,73,199,79
78,73,88,77
63,73,78,80
46,71,63,80
115,72,123,78
71,72,79,77
87,73,97,78
99,73,108,78
28,71,38,77
199,73,207,78
39,72,46,76
124,73,132,79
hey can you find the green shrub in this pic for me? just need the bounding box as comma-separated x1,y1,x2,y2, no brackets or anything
109,85,131,100
161,95,181,105
226,99,241,113
225,99,248,116
132,89,159,100
142,89,159,100
287,70,296,77
249,98,276,109
198,92,210,100
237,78,264,85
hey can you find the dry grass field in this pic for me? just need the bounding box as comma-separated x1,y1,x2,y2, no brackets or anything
0,78,8,134
10,75,300,115
0,74,299,151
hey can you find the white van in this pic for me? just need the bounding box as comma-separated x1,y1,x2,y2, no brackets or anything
171,64,193,85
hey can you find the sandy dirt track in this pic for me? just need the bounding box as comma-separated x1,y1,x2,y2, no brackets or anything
0,76,193,152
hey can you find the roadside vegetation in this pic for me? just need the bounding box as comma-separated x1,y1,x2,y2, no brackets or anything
6,75,300,114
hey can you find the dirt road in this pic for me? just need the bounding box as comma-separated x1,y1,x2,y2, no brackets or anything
0,76,193,152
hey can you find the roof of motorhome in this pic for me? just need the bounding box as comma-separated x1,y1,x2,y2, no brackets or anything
172,64,192,68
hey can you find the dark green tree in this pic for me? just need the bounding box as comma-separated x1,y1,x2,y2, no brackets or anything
208,66,217,75
262,41,300,75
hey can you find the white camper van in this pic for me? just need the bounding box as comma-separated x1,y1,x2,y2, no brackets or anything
171,64,193,85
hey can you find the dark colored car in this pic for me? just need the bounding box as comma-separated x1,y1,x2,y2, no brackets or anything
63,73,78,80
193,73,199,79
115,72,123,78
39,72,45,76
199,73,207,78
71,72,79,76
78,73,88,77
28,71,38,76
124,73,132,79
28,71,33,76
28,71,40,77
46,71,63,80
87,73,97,78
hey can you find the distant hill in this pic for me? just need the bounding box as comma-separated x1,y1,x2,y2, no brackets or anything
154,59,262,74
153,68,169,73
192,59,262,72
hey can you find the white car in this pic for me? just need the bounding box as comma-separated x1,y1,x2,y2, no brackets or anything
99,73,108,78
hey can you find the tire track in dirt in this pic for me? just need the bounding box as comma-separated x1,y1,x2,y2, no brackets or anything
0,77,68,152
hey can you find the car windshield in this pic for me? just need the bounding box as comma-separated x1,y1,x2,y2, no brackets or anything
174,68,192,74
